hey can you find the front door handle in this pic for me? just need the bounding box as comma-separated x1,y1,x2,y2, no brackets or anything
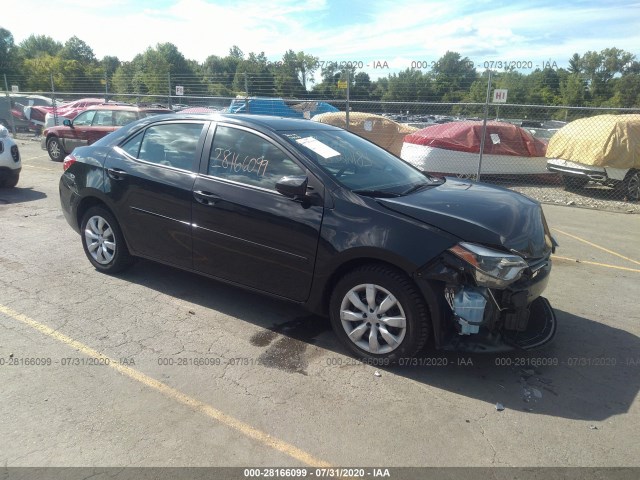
193,190,221,206
107,168,128,180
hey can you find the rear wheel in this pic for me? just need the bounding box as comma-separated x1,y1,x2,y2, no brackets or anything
621,170,639,201
80,206,133,273
329,264,430,362
46,136,64,161
562,175,588,191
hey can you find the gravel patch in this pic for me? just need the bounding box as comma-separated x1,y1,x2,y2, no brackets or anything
485,177,639,214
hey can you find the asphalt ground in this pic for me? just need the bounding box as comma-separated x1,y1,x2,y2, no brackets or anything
0,138,639,472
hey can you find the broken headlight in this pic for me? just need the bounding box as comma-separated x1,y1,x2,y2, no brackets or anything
449,242,528,289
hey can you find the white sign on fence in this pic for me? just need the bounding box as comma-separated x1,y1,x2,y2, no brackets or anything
493,89,508,103
11,85,19,93
175,85,184,96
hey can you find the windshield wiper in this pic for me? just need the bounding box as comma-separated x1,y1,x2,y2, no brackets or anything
402,183,431,195
352,189,401,198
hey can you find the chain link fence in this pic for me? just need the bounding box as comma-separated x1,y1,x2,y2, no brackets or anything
2,71,639,212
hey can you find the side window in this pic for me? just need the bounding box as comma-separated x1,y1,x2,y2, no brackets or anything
93,110,113,126
73,111,95,126
131,122,204,171
114,111,137,126
120,131,143,158
208,126,304,189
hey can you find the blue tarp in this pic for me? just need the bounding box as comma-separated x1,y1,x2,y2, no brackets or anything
227,97,338,118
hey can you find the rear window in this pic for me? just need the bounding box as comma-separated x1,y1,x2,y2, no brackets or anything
140,110,171,118
114,111,137,126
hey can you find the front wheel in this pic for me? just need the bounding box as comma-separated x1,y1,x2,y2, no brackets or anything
621,170,639,201
46,136,65,161
80,206,133,273
0,172,19,188
329,264,431,361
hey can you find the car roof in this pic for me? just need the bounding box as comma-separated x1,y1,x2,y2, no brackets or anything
85,104,173,112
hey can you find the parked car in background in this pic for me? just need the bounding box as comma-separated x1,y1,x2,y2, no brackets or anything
401,121,550,177
42,104,173,161
0,94,54,132
523,127,558,141
226,97,339,118
311,112,418,157
546,114,640,201
0,125,21,188
178,106,221,114
59,113,557,361
37,98,106,131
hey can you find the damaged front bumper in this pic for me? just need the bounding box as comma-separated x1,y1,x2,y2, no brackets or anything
415,249,557,353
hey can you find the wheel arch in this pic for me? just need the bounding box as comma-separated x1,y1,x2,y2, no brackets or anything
310,253,421,315
76,195,111,230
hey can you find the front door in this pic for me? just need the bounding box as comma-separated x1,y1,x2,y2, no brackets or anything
191,124,324,302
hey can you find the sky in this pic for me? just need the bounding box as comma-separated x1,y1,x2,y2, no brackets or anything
3,0,639,77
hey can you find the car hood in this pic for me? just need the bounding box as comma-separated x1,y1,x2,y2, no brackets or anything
377,179,552,260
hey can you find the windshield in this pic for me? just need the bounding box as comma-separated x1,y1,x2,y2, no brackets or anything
281,129,437,197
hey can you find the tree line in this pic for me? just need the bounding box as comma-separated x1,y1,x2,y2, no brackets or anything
1,27,639,112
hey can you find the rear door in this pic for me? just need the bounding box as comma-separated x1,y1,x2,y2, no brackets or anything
104,120,207,268
191,123,324,301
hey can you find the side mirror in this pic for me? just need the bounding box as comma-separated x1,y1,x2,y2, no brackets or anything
63,119,72,127
275,175,308,200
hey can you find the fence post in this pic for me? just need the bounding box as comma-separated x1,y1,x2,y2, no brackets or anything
477,69,493,182
104,71,109,102
167,73,172,109
3,74,17,135
244,73,249,113
50,73,58,129
345,70,350,131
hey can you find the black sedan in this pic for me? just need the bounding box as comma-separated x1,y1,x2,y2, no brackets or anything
60,113,557,361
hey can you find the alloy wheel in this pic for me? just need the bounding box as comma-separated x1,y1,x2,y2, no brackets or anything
626,171,640,201
84,215,116,265
47,138,62,161
339,283,407,355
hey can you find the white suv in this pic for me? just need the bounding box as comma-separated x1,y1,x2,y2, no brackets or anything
0,125,21,188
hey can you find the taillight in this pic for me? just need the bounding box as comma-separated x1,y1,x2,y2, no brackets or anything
63,154,77,171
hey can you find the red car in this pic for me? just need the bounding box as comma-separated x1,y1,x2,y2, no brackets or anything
42,104,173,161
25,97,105,132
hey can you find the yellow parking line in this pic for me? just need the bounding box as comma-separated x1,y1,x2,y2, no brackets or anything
552,228,640,267
552,255,640,273
0,303,332,468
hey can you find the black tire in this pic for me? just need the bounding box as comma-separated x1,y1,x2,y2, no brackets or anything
80,206,133,273
1,172,19,188
562,175,588,191
46,136,65,162
621,170,639,202
329,264,431,362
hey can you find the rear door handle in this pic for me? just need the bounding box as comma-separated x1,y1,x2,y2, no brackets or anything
107,168,128,180
193,190,221,206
